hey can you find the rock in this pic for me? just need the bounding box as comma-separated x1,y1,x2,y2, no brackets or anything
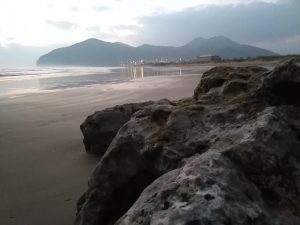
80,101,154,156
193,66,268,99
264,59,300,106
76,60,300,225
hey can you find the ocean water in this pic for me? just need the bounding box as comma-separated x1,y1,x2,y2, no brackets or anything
0,66,200,97
0,63,280,98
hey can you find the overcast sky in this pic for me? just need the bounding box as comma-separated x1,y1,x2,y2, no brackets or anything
0,0,299,61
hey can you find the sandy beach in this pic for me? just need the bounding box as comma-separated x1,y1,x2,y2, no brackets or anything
0,72,202,225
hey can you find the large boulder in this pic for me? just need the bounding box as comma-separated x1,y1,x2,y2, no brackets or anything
80,101,154,156
76,60,300,225
193,65,268,99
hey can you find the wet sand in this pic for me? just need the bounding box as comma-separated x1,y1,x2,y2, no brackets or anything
0,74,201,225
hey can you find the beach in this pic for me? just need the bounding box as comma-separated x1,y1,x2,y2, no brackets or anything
0,67,203,225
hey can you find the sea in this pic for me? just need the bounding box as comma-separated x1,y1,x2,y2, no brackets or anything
0,63,280,98
0,65,200,97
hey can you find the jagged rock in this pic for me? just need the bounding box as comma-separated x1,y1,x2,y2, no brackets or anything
76,60,300,225
193,66,268,99
80,101,154,156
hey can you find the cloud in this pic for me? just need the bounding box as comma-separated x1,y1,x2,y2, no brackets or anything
71,6,79,11
93,6,111,12
86,26,102,32
86,26,113,39
253,34,300,54
112,24,141,30
0,42,67,66
46,20,78,30
126,1,300,53
85,25,137,44
1,0,299,55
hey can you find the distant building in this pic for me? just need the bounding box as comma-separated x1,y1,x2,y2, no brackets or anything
196,54,221,63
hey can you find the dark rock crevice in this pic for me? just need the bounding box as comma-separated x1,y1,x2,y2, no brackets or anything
100,169,158,225
269,82,300,106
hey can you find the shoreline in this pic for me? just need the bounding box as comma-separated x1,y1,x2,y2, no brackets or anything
0,61,278,99
0,62,278,225
0,73,201,225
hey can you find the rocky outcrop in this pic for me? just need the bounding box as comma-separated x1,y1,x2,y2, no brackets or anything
80,101,154,156
76,60,300,225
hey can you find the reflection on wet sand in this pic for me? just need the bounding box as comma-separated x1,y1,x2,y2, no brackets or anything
124,65,183,79
1,65,210,96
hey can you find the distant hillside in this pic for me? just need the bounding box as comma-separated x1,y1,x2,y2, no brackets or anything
37,36,277,66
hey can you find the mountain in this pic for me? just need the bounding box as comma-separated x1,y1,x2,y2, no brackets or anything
37,36,277,66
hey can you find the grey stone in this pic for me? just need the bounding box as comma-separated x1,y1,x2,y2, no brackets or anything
80,101,154,156
76,60,300,225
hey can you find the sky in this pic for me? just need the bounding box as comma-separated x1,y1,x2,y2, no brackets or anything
0,0,299,66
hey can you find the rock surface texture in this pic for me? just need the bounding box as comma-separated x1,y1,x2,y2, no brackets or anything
76,60,300,225
80,101,154,156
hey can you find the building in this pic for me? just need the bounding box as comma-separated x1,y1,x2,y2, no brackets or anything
196,54,221,63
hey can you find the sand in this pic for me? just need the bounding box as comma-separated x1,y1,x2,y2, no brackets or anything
0,74,201,225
